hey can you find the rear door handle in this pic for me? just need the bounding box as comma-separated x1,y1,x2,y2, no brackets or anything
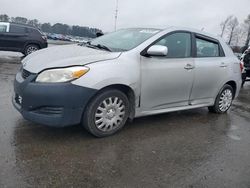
184,64,195,70
220,62,228,68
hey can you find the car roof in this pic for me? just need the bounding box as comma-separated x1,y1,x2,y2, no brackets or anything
128,26,222,41
0,22,38,30
0,22,10,26
162,26,222,41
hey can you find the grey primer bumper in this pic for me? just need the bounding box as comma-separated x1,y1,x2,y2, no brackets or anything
13,71,97,127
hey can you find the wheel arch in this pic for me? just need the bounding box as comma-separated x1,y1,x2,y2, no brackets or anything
85,84,136,121
23,42,41,53
225,80,237,99
211,80,237,107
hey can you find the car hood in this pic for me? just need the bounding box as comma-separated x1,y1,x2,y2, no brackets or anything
22,44,121,73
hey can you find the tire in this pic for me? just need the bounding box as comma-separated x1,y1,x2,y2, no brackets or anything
82,89,130,137
242,73,246,87
242,80,246,87
24,44,39,56
208,84,234,114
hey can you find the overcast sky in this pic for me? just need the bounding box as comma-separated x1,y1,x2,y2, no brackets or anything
1,0,249,35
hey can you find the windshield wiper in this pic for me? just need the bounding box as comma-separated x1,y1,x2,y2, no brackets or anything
95,44,112,52
86,42,112,52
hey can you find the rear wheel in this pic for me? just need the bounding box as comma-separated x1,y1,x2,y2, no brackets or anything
24,44,39,56
82,89,130,137
242,79,246,87
208,84,234,114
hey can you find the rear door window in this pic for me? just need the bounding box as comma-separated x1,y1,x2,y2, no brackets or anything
10,25,26,33
0,25,7,33
196,38,219,57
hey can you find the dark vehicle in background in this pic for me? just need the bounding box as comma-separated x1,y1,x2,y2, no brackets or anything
0,22,47,56
234,52,242,60
241,47,250,86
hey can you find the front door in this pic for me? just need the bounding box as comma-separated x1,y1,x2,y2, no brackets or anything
140,32,195,111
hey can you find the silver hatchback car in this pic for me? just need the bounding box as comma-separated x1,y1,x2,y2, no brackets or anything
13,27,242,137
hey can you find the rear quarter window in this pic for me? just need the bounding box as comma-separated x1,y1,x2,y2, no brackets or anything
0,25,7,33
28,28,41,35
9,25,26,33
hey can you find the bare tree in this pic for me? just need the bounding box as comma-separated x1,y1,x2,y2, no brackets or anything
227,17,239,45
220,15,233,37
244,14,250,47
0,14,9,22
233,27,241,46
27,19,40,28
11,17,28,24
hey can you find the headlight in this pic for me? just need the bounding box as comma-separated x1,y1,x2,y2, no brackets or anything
36,66,89,83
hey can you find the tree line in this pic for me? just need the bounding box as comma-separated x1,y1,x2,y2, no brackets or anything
0,14,102,38
220,14,250,52
1,13,249,48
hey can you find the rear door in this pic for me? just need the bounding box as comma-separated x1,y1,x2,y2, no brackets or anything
0,23,10,50
190,35,228,105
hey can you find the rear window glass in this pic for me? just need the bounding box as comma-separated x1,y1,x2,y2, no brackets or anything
196,38,219,57
10,25,26,33
0,25,7,33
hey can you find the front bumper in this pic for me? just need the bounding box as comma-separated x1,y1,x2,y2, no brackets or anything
41,41,48,49
13,71,97,127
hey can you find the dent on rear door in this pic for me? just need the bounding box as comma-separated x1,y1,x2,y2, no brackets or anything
190,57,227,105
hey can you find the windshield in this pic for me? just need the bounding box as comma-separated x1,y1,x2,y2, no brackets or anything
90,28,161,52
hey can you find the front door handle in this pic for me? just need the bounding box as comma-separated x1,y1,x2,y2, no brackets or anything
220,62,228,68
184,64,195,70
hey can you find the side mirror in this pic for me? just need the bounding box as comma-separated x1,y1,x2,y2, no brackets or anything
147,45,168,56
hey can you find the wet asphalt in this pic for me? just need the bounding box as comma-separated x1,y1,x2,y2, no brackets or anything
0,52,250,188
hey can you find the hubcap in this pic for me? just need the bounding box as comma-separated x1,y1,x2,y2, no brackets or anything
219,89,233,112
95,97,125,132
26,46,38,55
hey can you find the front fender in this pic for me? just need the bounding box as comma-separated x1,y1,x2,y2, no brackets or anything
72,58,140,91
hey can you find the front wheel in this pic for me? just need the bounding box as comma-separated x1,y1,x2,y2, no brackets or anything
82,89,130,137
208,84,234,114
